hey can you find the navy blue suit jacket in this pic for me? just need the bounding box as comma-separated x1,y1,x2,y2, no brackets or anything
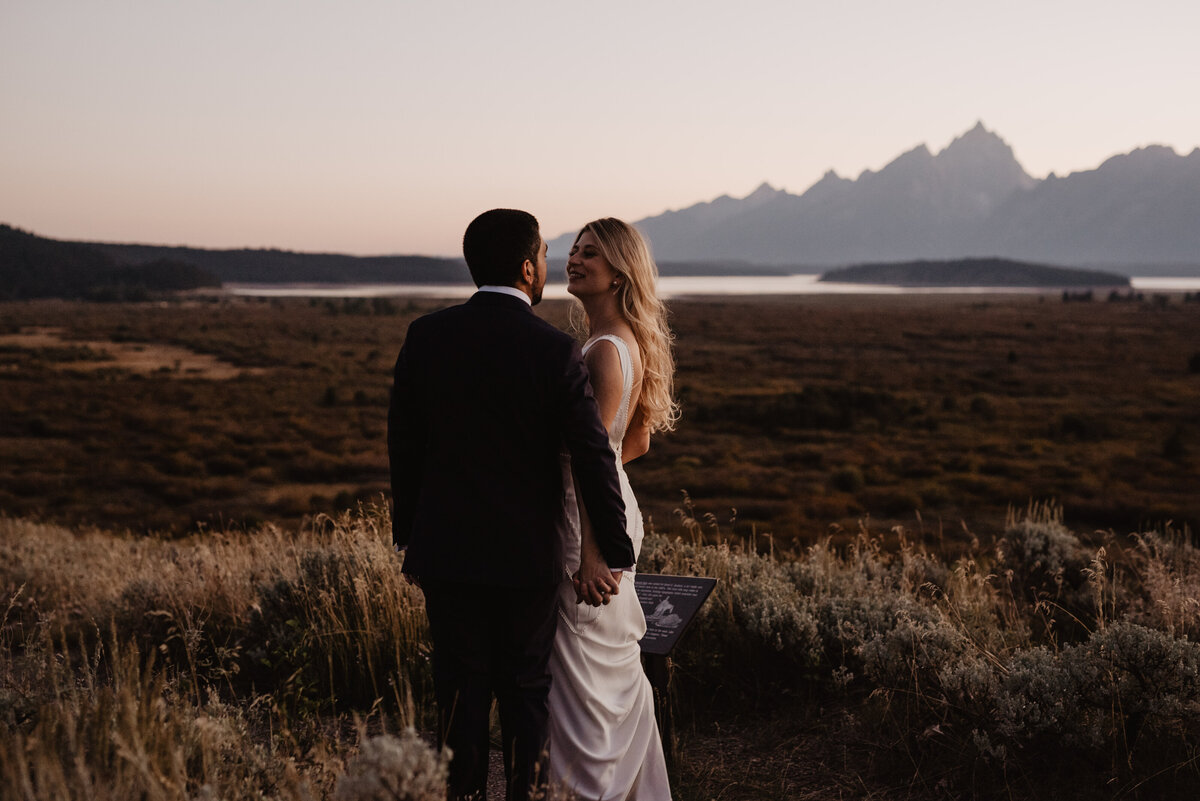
387,291,632,587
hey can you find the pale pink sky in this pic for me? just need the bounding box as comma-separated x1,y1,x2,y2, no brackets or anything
2,0,1197,256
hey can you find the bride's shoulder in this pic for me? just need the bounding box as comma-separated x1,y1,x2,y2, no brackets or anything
583,336,624,373
586,333,639,368
612,329,642,373
587,329,638,355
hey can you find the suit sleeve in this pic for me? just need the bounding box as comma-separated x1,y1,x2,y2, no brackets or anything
387,329,422,552
558,342,635,569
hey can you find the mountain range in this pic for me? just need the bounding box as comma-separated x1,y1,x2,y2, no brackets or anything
549,122,1200,271
5,122,1197,291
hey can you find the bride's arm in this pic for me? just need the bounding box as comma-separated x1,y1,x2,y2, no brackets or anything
583,341,624,432
588,338,649,463
573,341,628,604
572,474,622,605
621,406,650,463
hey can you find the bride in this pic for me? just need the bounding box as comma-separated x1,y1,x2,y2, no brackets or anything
548,218,679,800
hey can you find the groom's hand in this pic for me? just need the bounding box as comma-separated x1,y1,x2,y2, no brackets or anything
574,565,622,607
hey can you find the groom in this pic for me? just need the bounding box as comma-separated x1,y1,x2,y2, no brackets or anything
388,208,634,801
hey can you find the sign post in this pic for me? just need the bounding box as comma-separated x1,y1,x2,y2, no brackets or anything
635,573,717,768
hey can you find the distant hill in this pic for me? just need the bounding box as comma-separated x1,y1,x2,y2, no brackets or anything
549,122,1200,272
90,242,471,285
89,242,797,284
820,258,1131,288
0,224,221,300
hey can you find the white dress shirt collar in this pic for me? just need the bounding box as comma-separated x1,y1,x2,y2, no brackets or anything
477,285,531,306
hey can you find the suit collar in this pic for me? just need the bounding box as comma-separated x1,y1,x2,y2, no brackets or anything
476,285,532,305
468,289,534,312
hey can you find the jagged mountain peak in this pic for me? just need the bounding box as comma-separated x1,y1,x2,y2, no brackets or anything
939,122,1030,175
739,182,789,210
867,142,934,176
1081,145,1198,188
1097,144,1181,170
940,122,1013,158
810,169,849,189
941,120,1003,149
797,170,852,203
745,181,783,201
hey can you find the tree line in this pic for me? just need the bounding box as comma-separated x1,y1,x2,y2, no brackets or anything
0,224,222,300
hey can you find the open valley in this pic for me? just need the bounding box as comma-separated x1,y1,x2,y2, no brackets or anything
1,293,1197,551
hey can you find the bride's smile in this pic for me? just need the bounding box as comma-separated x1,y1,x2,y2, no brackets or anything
565,231,621,298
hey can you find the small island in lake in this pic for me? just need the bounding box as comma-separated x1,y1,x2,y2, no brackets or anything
820,257,1131,288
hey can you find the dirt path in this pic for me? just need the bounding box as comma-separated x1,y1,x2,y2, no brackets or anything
0,326,257,379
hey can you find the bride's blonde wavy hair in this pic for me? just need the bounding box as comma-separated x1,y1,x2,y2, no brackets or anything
570,218,680,434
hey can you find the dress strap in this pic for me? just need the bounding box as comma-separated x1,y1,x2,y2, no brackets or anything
582,334,634,446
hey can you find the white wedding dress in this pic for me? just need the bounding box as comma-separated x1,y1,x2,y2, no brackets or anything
549,334,671,800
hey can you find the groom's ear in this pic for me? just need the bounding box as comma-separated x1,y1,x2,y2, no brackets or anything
520,258,535,284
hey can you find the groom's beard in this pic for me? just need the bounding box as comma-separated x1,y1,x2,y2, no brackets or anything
531,279,545,306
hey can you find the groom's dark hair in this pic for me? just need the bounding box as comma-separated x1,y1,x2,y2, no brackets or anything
462,209,541,288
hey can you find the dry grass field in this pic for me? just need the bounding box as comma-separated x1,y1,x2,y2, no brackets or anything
4,502,1199,799
2,292,1200,799
1,293,1197,552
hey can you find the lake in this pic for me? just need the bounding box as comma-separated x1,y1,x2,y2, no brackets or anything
226,274,1200,300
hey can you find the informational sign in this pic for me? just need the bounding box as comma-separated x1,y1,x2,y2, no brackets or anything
634,574,717,656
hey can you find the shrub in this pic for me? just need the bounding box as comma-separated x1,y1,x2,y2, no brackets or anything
945,623,1200,779
1055,412,1110,441
830,465,865,493
968,395,997,420
995,503,1092,636
1162,427,1188,460
857,611,972,692
333,730,450,801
